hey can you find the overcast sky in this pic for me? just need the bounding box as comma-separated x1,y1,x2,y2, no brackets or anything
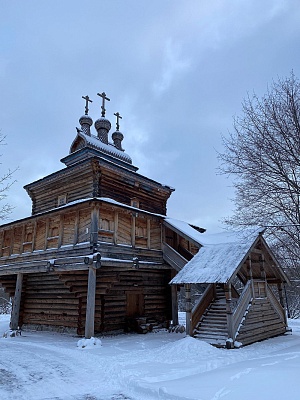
1,0,300,233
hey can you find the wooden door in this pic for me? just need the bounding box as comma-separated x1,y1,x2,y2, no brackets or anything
126,292,144,317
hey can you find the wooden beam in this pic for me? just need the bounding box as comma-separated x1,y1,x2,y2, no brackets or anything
171,285,179,325
73,211,79,245
58,214,64,248
90,206,99,251
32,220,37,252
147,218,151,249
131,213,136,248
20,224,25,254
11,272,23,330
85,265,96,339
185,283,192,335
114,211,118,245
44,218,50,250
225,283,234,347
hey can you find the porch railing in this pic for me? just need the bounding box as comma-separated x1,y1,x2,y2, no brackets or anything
162,243,187,271
266,284,287,325
191,283,215,333
232,280,253,337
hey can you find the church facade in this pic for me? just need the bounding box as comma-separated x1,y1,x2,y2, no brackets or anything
0,93,290,347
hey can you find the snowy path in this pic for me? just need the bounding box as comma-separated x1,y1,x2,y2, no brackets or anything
1,315,300,400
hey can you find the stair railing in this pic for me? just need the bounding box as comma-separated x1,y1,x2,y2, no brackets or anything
191,283,215,333
266,284,287,325
162,242,187,271
231,280,253,337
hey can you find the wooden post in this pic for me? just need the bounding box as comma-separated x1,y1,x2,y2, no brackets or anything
90,205,99,251
85,265,97,339
11,273,23,330
225,283,234,347
58,214,64,248
73,211,79,245
171,285,179,325
260,254,267,296
277,282,284,307
247,255,254,297
185,283,192,335
131,213,136,248
277,282,288,325
32,220,37,251
44,218,49,250
114,211,118,245
147,218,151,249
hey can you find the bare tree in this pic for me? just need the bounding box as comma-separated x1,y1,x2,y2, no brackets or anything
218,72,300,316
0,132,15,220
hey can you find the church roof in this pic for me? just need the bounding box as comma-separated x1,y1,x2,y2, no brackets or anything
70,130,133,164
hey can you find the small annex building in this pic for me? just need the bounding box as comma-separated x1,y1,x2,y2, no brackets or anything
0,93,290,347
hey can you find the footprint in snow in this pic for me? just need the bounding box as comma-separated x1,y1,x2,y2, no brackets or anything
230,367,253,380
261,361,279,366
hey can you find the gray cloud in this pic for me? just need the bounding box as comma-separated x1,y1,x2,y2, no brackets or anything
1,0,300,232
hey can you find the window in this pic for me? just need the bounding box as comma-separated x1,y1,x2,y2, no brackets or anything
57,194,67,207
131,198,139,208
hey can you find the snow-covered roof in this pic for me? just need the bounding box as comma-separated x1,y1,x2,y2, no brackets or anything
71,132,132,164
170,228,264,284
164,218,205,246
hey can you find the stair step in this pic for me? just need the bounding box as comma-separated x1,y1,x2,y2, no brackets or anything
196,327,227,334
194,332,228,339
205,314,227,319
200,322,227,329
194,334,228,344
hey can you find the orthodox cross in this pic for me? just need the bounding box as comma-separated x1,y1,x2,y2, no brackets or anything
82,95,92,115
97,91,110,117
114,112,122,131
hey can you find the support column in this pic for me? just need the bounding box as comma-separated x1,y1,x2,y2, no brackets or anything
278,282,288,325
225,283,234,348
171,285,179,326
91,205,99,252
11,273,23,330
260,254,267,296
185,283,192,335
247,255,254,297
85,264,97,339
131,213,136,248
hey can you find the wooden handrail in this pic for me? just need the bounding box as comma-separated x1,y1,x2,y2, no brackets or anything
162,242,187,271
191,283,215,333
232,280,252,336
266,284,287,325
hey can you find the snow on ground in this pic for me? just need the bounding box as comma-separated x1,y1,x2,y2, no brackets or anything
1,314,300,400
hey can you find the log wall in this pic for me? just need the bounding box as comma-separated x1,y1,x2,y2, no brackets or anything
0,200,173,335
0,202,164,263
235,298,286,346
0,266,173,335
26,159,173,217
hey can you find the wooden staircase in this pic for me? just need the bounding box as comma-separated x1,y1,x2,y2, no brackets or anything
193,285,229,347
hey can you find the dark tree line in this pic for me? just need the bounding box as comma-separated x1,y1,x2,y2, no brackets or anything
219,73,300,317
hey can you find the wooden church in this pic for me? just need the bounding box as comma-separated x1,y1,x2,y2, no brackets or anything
0,93,290,347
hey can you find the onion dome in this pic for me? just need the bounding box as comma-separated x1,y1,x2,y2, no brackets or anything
79,115,93,136
112,130,124,151
94,117,111,144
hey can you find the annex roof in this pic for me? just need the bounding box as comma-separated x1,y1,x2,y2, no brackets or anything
170,227,282,284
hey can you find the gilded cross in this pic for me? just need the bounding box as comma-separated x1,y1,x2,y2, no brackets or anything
82,95,92,115
114,112,122,131
97,91,110,117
